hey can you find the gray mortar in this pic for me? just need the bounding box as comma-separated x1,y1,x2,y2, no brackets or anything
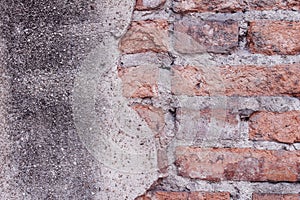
131,4,300,200
154,176,300,200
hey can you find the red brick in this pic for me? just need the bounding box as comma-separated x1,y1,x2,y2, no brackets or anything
175,147,300,182
140,191,230,200
252,193,300,200
249,111,300,144
174,19,238,54
171,66,208,96
132,104,165,132
248,21,300,55
171,65,300,97
118,66,158,98
152,191,188,200
221,65,300,96
119,20,169,54
173,0,300,13
135,0,166,10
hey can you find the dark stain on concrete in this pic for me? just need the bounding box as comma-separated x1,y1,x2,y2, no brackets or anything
0,1,104,199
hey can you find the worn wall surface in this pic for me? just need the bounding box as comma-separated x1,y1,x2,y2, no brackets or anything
121,0,300,199
0,0,146,199
0,0,300,200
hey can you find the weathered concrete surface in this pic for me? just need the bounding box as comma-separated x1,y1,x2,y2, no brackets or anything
2,0,300,199
0,0,155,199
0,30,20,200
73,20,159,200
0,0,102,199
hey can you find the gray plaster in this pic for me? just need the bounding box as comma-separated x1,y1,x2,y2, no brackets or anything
73,35,159,199
1,1,300,200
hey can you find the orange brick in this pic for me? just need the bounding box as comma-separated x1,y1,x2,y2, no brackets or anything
221,65,300,96
249,111,300,144
248,21,300,55
175,147,300,182
171,65,300,97
171,66,209,96
119,20,169,54
141,191,230,200
118,66,158,98
252,193,300,200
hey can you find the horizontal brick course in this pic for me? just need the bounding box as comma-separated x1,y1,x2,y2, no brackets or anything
173,0,300,13
171,65,300,97
138,191,230,200
222,65,300,96
249,111,300,144
119,20,169,54
252,193,300,200
248,21,300,55
173,19,239,54
175,147,300,182
171,66,208,96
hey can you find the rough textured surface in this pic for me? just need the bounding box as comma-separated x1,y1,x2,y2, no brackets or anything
249,111,300,144
173,0,300,13
129,1,300,199
248,21,300,55
1,0,300,199
0,35,17,200
221,65,300,96
172,65,300,96
72,6,160,200
176,147,300,182
173,0,246,13
118,65,159,98
1,0,102,199
0,0,158,199
139,191,230,200
135,0,166,10
132,104,165,133
171,66,208,96
176,107,240,143
252,193,300,200
173,19,239,54
119,20,169,54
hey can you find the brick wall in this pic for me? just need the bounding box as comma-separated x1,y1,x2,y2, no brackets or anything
119,0,300,199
